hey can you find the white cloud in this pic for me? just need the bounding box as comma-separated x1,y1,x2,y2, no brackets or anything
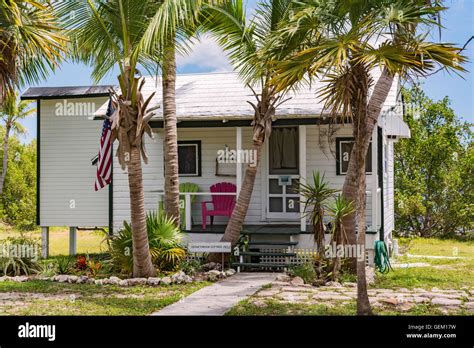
176,35,233,72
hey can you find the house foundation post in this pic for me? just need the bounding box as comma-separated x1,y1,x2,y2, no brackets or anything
41,226,49,259
69,227,77,255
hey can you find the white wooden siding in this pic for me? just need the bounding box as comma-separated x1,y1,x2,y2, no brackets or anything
112,125,381,230
40,97,109,227
383,140,395,238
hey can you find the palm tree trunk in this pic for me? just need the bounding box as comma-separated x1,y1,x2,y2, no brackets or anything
209,89,276,264
342,67,394,273
162,41,180,224
0,124,11,195
222,139,263,245
353,129,372,315
128,146,156,278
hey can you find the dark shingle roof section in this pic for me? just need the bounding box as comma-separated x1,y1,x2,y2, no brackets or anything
21,85,115,100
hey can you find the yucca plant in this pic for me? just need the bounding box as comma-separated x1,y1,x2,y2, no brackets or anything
108,210,186,275
299,172,338,264
0,236,40,276
327,194,355,281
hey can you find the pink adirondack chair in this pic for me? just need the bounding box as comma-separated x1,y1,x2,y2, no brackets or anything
201,182,236,230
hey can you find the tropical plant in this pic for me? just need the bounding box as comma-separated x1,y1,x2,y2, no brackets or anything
59,0,224,277
203,0,301,257
296,172,338,254
108,210,186,275
56,255,74,274
0,236,40,276
327,194,355,281
0,0,66,103
395,85,473,239
0,92,35,194
267,0,467,315
299,171,338,274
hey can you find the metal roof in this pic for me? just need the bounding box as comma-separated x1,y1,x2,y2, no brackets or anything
94,71,401,120
21,85,114,100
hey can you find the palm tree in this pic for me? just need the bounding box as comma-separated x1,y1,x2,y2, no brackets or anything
60,0,222,277
0,0,65,104
203,0,299,254
142,0,225,224
267,0,466,315
0,91,35,194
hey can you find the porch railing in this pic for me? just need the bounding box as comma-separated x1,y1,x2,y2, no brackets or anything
151,188,381,232
152,191,237,231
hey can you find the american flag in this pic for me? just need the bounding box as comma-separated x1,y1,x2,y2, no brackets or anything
94,98,113,191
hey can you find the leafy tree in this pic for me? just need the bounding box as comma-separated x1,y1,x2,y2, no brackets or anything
0,132,36,230
395,85,473,239
0,92,35,194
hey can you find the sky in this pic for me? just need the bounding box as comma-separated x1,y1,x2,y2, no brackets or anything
18,0,473,143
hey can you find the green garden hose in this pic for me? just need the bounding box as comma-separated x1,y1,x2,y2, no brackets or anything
374,240,392,274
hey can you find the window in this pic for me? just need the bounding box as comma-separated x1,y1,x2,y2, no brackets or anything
336,138,372,175
269,127,299,174
178,141,201,176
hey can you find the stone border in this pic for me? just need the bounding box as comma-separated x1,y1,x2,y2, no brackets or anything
0,269,236,287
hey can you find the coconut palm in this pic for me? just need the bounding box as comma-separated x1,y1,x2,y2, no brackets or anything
0,91,35,194
0,0,65,104
202,0,299,254
59,0,222,277
267,0,467,315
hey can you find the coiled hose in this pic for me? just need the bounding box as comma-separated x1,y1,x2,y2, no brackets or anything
374,240,392,274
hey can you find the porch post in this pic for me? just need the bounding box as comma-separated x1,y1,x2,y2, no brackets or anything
41,226,49,259
299,125,307,232
69,227,77,255
236,127,242,197
185,193,192,231
371,126,378,235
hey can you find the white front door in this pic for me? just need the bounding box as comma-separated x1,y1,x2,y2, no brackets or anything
266,127,300,220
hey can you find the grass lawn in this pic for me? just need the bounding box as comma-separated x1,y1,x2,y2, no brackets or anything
226,238,474,316
0,226,105,256
0,280,209,315
227,299,470,316
373,238,474,289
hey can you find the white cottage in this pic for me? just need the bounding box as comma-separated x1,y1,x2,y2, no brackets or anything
21,72,410,267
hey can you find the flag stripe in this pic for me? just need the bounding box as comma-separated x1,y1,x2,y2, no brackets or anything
95,98,114,191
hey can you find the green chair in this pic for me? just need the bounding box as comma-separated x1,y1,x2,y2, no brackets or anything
179,182,200,229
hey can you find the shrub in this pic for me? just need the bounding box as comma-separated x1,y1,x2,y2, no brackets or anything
75,255,87,271
56,255,74,274
0,236,40,276
288,263,317,284
108,211,186,275
179,259,202,275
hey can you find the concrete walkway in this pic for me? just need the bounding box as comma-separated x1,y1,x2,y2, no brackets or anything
152,272,277,316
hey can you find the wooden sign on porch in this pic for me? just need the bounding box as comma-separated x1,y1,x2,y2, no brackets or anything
188,242,232,253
